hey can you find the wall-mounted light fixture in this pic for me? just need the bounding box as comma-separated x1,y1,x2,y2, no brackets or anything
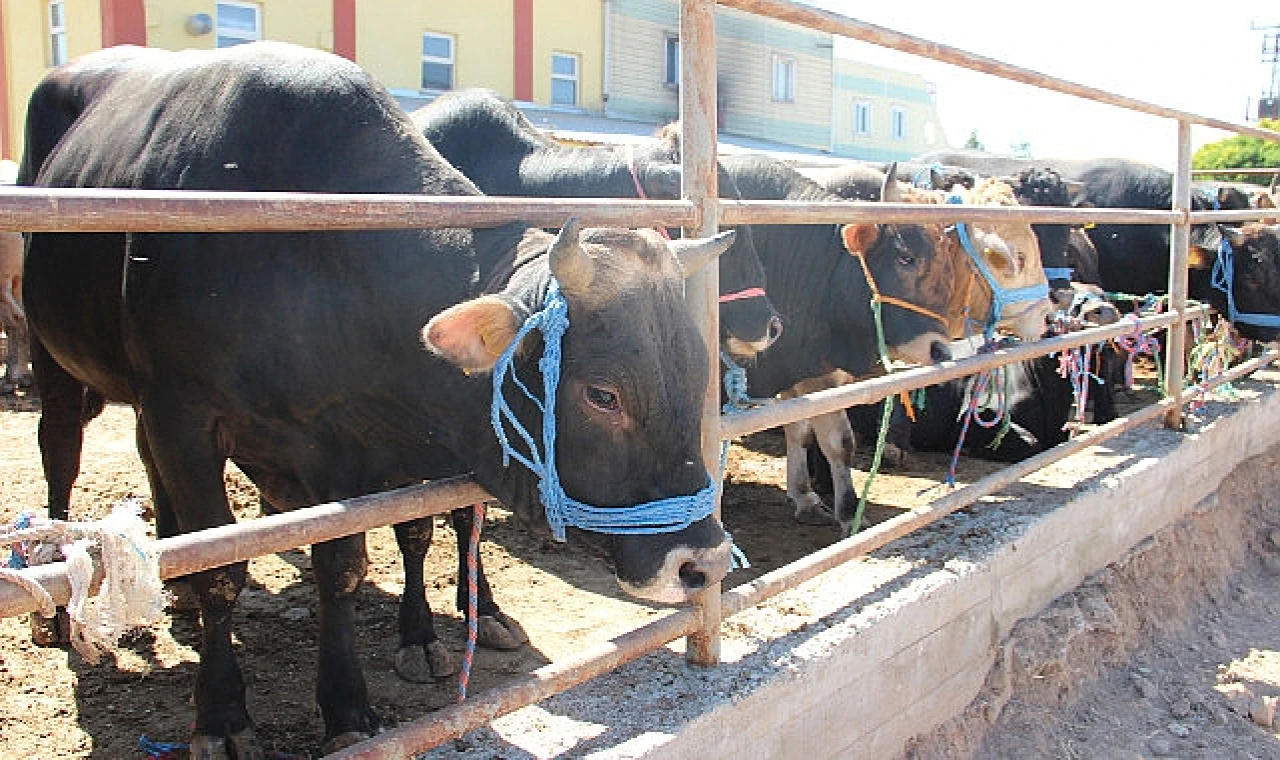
186,13,213,36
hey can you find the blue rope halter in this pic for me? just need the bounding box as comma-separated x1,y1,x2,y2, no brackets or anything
1210,236,1280,329
490,280,718,541
1043,267,1074,282
945,195,1049,337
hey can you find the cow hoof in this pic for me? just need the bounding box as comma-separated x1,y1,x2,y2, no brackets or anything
164,578,201,613
477,612,529,650
882,443,911,470
29,609,69,647
395,641,458,682
321,731,371,755
790,499,836,526
189,728,265,760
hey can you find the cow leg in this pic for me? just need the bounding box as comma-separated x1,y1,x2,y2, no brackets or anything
28,337,102,646
807,412,863,536
312,534,380,753
784,419,836,526
135,400,263,760
452,507,528,651
3,318,31,391
135,420,200,612
390,518,457,682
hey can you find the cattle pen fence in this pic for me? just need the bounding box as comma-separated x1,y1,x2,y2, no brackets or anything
2,1,1279,758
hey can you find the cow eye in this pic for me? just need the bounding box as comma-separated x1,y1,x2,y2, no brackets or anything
585,385,620,412
896,253,916,267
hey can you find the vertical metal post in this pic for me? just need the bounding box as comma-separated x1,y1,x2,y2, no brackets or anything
679,0,722,666
1163,120,1193,429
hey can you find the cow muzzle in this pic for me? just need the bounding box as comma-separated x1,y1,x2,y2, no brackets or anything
616,540,732,605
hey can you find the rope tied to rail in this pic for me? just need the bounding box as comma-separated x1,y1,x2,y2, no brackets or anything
1185,318,1248,410
0,499,166,665
945,337,1015,487
1055,341,1106,435
491,279,717,541
1113,319,1163,392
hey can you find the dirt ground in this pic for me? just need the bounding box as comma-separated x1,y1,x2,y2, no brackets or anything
906,445,1280,760
0,366,1275,759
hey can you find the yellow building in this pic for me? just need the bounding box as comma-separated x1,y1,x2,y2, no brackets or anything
0,0,605,160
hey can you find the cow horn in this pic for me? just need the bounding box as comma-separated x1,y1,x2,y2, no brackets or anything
881,162,902,202
548,217,594,294
672,229,737,277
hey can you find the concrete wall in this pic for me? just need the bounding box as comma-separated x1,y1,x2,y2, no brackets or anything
429,374,1280,759
832,57,948,162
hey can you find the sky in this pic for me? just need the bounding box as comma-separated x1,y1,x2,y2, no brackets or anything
804,1,1279,169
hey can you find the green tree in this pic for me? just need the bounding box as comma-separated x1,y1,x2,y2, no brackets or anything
964,130,984,150
1191,118,1280,185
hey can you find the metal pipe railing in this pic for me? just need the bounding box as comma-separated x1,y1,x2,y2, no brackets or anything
0,477,488,620
1163,122,1194,429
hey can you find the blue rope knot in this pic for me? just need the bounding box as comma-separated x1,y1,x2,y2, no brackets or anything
491,280,717,542
1211,236,1280,329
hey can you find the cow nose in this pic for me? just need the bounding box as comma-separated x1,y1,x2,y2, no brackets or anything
929,340,952,363
765,315,784,346
678,559,711,594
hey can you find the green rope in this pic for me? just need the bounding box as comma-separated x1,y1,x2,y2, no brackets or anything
847,297,895,538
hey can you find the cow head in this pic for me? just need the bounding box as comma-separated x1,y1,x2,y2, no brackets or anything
1201,223,1280,343
838,176,954,366
424,220,737,604
945,179,1054,341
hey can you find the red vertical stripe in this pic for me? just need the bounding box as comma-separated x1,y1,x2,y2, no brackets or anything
513,0,533,101
333,0,355,60
0,3,9,160
100,0,146,46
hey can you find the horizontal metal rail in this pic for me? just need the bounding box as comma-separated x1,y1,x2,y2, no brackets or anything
1188,209,1280,224
720,307,1206,440
0,187,1196,232
322,348,1278,758
723,348,1279,615
1192,168,1280,176
717,0,1280,145
0,188,697,232
0,477,490,620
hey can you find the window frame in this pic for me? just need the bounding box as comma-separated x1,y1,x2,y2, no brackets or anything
853,99,873,137
420,31,456,92
890,106,907,140
216,1,261,48
550,52,580,108
771,53,797,104
48,0,67,67
663,34,680,88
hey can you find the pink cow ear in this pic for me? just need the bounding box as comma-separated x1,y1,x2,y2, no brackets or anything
421,295,521,374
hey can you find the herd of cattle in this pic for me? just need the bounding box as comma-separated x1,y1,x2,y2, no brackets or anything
2,41,1278,756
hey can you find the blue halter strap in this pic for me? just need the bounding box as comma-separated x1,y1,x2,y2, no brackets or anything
490,280,718,542
1043,267,1074,282
1210,236,1280,329
945,194,1049,337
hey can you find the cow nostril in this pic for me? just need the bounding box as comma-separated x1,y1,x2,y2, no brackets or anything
678,561,708,591
929,340,951,363
766,315,783,344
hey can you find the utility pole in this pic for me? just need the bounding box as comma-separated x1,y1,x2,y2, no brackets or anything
1253,21,1280,120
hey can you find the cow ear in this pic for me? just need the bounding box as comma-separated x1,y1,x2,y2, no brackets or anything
422,295,521,373
840,223,879,255
1187,246,1215,270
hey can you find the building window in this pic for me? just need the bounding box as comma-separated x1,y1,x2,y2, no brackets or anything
853,100,872,136
216,2,260,47
772,54,796,103
421,32,455,91
48,1,67,66
664,35,680,87
891,106,907,140
551,53,579,107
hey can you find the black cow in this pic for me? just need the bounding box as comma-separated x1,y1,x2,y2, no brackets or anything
716,154,955,534
412,88,782,360
21,43,735,756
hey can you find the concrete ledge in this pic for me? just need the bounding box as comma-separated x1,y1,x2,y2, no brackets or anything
428,373,1280,760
